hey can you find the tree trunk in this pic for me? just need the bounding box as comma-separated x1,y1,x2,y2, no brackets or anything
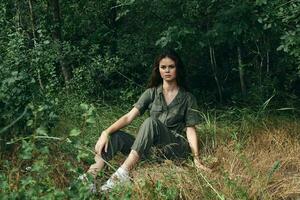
237,46,246,97
15,0,21,28
28,0,37,45
28,0,44,90
52,0,61,40
51,0,70,86
209,45,223,103
266,50,270,74
256,41,263,87
109,1,118,54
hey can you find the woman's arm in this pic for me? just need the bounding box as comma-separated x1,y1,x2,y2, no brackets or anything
105,107,140,134
186,126,212,172
186,126,200,156
95,107,140,155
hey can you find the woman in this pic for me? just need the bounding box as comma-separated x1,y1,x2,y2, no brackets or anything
87,49,211,191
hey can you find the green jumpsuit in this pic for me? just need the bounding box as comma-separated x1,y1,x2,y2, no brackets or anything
101,85,201,160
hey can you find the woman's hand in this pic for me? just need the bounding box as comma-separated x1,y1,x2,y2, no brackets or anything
194,156,212,173
94,130,109,156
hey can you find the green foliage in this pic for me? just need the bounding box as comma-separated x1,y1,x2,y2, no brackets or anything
69,54,127,99
0,0,300,199
0,103,100,199
276,1,300,75
2,0,299,112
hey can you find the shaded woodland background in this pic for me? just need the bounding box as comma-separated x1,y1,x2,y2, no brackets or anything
0,0,300,199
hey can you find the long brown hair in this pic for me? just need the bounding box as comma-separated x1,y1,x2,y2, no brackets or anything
147,49,188,90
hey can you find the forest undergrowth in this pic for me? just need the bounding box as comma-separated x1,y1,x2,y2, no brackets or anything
1,99,299,200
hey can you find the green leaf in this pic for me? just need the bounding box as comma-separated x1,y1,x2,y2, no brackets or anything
20,140,35,160
43,40,50,44
87,105,95,115
80,103,89,110
255,0,267,6
26,120,33,127
38,105,44,112
40,146,50,154
70,129,81,137
268,160,281,181
77,150,89,161
86,117,96,124
36,126,48,136
66,138,72,143
32,160,45,172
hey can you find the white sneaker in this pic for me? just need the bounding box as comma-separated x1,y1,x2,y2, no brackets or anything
100,167,130,191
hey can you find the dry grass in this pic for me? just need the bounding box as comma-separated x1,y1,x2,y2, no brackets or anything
105,121,300,200
216,124,300,200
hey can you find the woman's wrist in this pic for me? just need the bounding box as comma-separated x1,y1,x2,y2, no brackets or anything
99,130,109,138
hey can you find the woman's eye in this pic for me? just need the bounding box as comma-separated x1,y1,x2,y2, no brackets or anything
160,65,175,70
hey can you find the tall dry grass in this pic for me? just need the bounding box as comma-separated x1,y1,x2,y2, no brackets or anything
103,120,300,200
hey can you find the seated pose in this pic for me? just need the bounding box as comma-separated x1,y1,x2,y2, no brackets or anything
87,49,211,191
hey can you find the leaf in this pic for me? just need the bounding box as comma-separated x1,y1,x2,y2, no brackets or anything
87,106,95,116
261,94,275,111
276,107,295,111
76,150,89,161
43,40,50,44
38,105,44,112
20,140,34,160
66,138,72,143
70,129,81,137
26,120,33,127
255,0,267,6
268,160,281,182
277,45,284,51
80,103,89,110
86,117,96,124
11,71,18,76
32,160,45,172
36,126,48,136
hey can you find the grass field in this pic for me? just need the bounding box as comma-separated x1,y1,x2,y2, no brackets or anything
1,102,299,199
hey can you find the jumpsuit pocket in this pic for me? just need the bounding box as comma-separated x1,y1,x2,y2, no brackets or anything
167,109,184,127
150,105,163,118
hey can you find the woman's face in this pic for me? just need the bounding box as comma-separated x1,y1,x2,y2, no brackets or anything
159,57,177,82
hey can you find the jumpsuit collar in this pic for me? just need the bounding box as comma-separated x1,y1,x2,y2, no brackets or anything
157,84,185,107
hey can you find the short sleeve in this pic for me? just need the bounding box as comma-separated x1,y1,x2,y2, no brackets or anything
133,88,153,115
185,93,201,127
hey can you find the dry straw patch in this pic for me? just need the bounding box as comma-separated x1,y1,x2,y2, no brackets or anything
214,123,300,199
123,122,300,200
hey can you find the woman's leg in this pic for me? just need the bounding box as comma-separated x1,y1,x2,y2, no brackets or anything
131,117,175,156
87,131,135,177
101,117,177,191
121,150,140,171
120,117,172,171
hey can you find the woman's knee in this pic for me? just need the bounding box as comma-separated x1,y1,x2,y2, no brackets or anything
109,131,123,142
136,117,161,141
110,131,134,145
